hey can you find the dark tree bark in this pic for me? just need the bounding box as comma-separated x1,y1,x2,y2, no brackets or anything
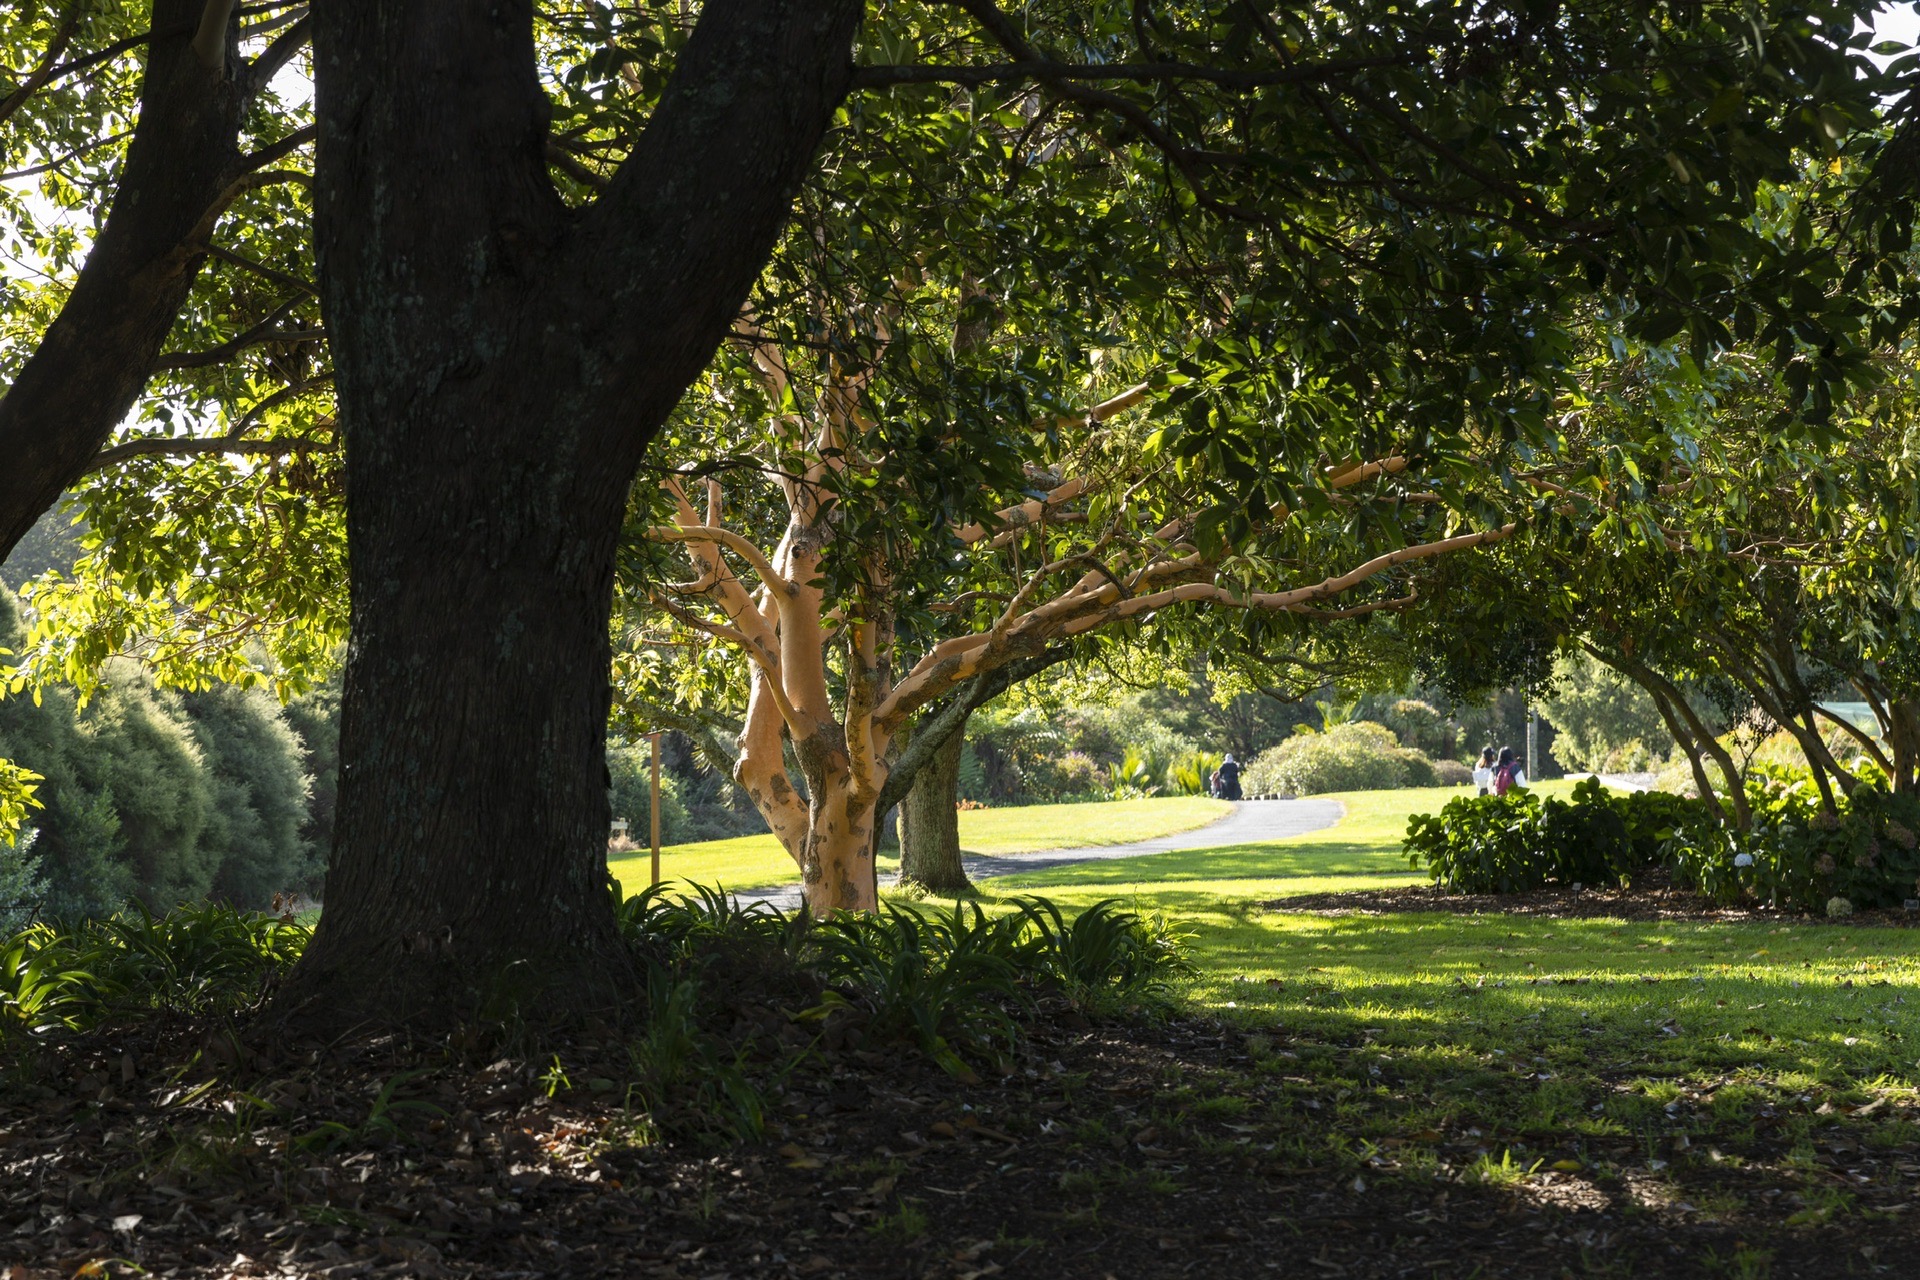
280,0,863,1025
899,728,970,894
0,1,263,560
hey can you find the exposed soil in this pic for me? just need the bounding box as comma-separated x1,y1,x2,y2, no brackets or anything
1266,875,1920,928
3,1004,1915,1279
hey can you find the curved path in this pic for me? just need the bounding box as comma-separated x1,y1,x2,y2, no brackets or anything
735,796,1346,910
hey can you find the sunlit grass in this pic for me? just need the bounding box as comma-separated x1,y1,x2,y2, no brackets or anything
965,781,1920,1094
608,794,1232,892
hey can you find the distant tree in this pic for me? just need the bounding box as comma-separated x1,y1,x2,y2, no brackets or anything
183,683,315,907
1540,652,1673,773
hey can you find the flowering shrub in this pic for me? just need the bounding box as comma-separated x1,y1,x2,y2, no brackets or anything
1732,766,1920,911
1243,723,1433,796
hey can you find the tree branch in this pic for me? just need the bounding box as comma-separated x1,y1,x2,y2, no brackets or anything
245,14,310,94
239,122,317,172
204,242,319,296
191,0,240,69
85,430,333,471
645,524,793,597
154,296,308,369
850,54,1415,92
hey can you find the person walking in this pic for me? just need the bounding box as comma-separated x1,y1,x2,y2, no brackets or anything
1215,751,1244,801
1473,746,1497,796
1492,746,1527,796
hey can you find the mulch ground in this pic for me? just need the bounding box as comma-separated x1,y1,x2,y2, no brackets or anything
4,1000,1917,1279
1265,875,1920,927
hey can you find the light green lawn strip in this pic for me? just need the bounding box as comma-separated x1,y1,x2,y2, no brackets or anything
968,781,1920,1091
608,794,1232,892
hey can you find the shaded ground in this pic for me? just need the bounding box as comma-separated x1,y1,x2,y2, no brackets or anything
1267,874,1920,928
4,1005,1917,1279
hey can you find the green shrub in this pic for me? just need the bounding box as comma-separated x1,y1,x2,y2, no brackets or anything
807,901,1024,1079
1399,770,1920,913
1104,745,1162,799
75,678,218,910
1026,750,1100,801
1168,750,1224,796
1394,748,1438,788
608,737,692,845
1005,896,1193,1011
1726,767,1920,912
1243,722,1411,795
1405,777,1720,894
613,885,1194,1079
1432,759,1474,788
0,829,44,935
282,672,340,875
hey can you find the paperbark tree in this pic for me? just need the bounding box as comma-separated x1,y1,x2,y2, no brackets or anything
640,335,1514,913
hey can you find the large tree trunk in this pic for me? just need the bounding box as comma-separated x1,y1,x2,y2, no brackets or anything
282,0,862,1024
899,730,971,894
0,1,252,559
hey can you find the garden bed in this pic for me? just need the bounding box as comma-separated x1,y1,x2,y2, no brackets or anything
1265,872,1920,927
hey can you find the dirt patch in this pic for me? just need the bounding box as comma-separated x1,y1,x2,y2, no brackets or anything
1265,875,1920,927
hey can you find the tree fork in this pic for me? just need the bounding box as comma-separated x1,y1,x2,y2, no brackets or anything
282,0,863,1024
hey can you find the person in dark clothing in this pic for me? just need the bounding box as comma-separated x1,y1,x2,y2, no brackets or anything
1214,752,1243,801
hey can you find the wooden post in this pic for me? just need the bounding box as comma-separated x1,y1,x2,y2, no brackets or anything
649,731,663,888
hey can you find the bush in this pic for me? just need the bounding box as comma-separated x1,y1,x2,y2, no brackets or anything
1243,722,1415,795
1400,768,1920,914
1394,748,1438,788
1726,767,1920,912
76,678,219,910
1167,751,1223,796
1025,750,1100,802
1432,759,1474,788
1405,777,1722,894
608,738,693,846
0,829,45,935
282,672,340,876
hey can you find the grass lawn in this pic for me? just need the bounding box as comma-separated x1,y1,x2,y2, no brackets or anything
606,793,1230,893
949,780,1920,1249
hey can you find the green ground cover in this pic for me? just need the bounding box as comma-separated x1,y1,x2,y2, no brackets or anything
606,793,1231,892
965,781,1920,1247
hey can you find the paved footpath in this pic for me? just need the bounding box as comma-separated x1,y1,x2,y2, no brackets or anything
736,796,1346,910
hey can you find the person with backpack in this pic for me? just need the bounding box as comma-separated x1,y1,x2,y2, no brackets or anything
1472,746,1497,796
1492,746,1527,796
1215,752,1243,801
